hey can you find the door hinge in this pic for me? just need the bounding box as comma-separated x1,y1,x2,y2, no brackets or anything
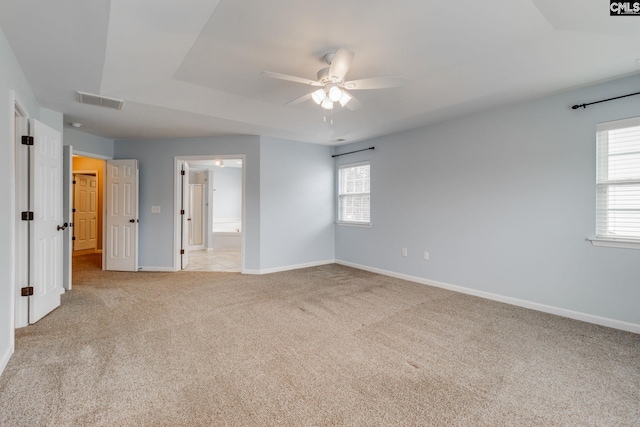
72,236,76,241
21,211,34,221
180,249,185,255
180,209,185,215
72,208,76,213
181,170,186,175
21,287,34,297
72,180,76,184
21,136,34,146
69,223,74,227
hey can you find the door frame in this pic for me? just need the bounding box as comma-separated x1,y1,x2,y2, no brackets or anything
173,155,246,272
72,151,111,270
12,92,29,329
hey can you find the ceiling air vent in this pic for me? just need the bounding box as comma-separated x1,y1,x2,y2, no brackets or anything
76,91,124,110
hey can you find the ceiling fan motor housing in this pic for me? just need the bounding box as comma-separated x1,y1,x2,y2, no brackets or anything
317,67,341,84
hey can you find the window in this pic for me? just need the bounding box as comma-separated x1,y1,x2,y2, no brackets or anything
595,117,640,245
338,162,370,225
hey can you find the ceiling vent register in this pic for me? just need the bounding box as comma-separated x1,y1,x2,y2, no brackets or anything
76,91,124,110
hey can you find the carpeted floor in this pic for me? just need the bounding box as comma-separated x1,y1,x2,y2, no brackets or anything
0,254,639,426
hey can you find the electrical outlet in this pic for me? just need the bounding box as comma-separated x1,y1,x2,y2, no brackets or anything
402,248,408,257
424,251,429,260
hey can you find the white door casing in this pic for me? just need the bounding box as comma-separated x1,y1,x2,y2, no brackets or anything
29,120,64,324
62,146,73,291
105,160,138,271
73,174,98,251
181,162,189,269
14,115,29,328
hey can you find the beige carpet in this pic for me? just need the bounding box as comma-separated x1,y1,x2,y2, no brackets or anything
0,254,638,426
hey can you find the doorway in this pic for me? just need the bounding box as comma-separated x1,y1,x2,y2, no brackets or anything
175,156,244,272
71,156,105,264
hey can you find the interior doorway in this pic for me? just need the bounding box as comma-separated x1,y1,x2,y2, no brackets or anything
72,156,105,265
175,156,244,272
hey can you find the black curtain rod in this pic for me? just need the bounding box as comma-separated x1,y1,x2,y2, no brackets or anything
572,90,640,110
331,147,375,158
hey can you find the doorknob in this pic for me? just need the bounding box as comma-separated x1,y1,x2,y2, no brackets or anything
129,219,136,223
57,223,68,231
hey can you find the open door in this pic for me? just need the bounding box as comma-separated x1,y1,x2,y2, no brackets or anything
62,145,73,291
105,160,138,271
29,120,64,323
181,162,189,269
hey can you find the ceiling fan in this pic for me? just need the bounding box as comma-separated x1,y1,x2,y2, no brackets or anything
262,48,405,111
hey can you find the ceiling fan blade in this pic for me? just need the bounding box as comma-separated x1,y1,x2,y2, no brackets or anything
343,76,405,90
344,94,362,111
262,71,321,86
328,48,354,82
286,92,313,106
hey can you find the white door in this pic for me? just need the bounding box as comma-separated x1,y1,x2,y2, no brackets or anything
62,146,73,291
105,160,138,271
73,174,98,251
29,120,64,324
181,162,189,269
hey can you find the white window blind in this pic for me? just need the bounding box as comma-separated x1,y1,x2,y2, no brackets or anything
338,162,370,224
596,117,640,241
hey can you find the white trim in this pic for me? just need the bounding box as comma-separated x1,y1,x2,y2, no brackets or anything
596,115,640,132
0,345,13,376
12,92,29,330
335,221,372,228
588,237,640,250
336,260,640,334
245,259,336,275
72,150,112,160
138,266,175,272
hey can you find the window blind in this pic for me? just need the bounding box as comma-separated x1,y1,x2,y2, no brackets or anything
596,117,640,240
338,162,370,223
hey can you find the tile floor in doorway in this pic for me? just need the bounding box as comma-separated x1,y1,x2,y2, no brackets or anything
184,249,241,272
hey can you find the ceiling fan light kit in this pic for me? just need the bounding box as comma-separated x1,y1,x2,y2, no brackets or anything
263,47,405,112
312,88,326,104
327,84,342,102
338,91,352,107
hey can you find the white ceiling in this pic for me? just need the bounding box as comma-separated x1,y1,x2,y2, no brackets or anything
1,0,639,145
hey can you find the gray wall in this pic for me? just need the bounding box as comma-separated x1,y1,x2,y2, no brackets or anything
260,137,335,270
64,127,114,158
335,74,640,326
114,136,261,270
114,135,336,273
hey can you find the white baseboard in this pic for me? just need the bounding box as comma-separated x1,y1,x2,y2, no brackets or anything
336,260,640,334
0,344,13,377
246,259,336,275
138,266,176,272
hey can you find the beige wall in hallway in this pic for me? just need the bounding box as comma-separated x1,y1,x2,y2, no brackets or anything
72,156,105,250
